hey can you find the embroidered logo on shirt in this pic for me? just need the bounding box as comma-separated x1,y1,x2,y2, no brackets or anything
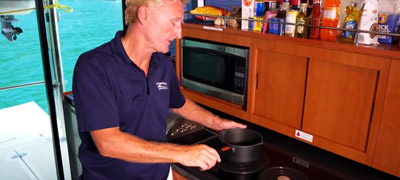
156,82,168,90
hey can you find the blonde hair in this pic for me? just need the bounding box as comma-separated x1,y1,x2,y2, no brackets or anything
124,0,187,26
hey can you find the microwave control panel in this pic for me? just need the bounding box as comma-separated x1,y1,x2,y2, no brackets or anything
233,65,246,94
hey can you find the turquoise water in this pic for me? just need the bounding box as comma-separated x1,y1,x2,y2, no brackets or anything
0,0,236,112
0,0,124,112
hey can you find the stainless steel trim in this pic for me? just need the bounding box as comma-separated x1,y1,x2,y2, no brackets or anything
182,77,245,106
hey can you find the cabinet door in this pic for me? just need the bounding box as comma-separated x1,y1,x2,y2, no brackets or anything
253,50,307,129
373,60,400,177
303,59,378,151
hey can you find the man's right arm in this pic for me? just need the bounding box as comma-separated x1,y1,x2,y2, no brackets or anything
90,127,221,171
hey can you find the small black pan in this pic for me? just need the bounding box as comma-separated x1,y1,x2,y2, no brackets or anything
219,128,263,166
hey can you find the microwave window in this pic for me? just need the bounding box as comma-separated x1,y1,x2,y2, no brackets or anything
183,50,225,85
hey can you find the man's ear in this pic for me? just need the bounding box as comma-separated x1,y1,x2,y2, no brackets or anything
137,6,150,25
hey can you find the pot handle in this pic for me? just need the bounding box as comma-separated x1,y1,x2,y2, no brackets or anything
221,146,235,153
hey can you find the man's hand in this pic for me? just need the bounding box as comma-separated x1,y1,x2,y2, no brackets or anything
178,144,221,171
171,98,247,131
212,117,247,131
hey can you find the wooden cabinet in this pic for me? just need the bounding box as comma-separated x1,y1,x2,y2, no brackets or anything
250,44,307,134
304,59,378,151
248,37,390,164
372,60,400,177
303,54,390,153
178,23,399,177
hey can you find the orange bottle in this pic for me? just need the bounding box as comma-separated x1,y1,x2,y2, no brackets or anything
320,0,340,41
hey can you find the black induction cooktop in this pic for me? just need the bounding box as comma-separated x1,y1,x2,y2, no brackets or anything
170,120,399,180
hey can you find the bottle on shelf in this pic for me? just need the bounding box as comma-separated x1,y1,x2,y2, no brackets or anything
320,0,340,41
278,1,290,18
277,0,290,34
285,10,299,37
277,0,288,6
343,2,359,41
290,0,300,10
309,0,321,39
307,0,314,16
296,3,308,38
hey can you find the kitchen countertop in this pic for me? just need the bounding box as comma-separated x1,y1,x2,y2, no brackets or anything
170,107,400,180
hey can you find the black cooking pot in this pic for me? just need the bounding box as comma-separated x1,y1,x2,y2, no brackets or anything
219,128,263,166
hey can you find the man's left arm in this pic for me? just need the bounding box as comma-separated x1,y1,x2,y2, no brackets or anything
171,98,247,131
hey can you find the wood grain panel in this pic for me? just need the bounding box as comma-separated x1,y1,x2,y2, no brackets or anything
182,28,252,47
372,60,400,177
181,88,249,121
303,59,378,151
250,114,298,137
172,169,188,180
252,50,307,129
253,39,389,70
182,28,223,42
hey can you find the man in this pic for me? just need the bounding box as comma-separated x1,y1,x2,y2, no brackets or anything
72,0,246,179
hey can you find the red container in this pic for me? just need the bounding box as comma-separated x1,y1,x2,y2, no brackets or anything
290,0,300,9
309,0,321,39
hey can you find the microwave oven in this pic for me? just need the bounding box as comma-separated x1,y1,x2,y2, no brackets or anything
181,38,249,109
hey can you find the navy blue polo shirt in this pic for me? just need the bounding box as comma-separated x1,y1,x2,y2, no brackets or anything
72,31,186,180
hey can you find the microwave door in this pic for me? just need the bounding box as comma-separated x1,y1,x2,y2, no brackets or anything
181,47,245,107
182,47,225,86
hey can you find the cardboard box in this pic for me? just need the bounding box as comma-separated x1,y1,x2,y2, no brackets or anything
242,0,255,30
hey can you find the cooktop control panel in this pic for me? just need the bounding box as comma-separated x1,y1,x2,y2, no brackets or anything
167,119,203,140
166,113,217,144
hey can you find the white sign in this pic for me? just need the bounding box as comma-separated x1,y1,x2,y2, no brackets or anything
295,130,313,143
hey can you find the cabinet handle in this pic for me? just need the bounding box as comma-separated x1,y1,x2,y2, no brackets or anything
256,73,259,89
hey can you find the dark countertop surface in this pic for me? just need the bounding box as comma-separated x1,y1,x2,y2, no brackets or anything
171,107,400,180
